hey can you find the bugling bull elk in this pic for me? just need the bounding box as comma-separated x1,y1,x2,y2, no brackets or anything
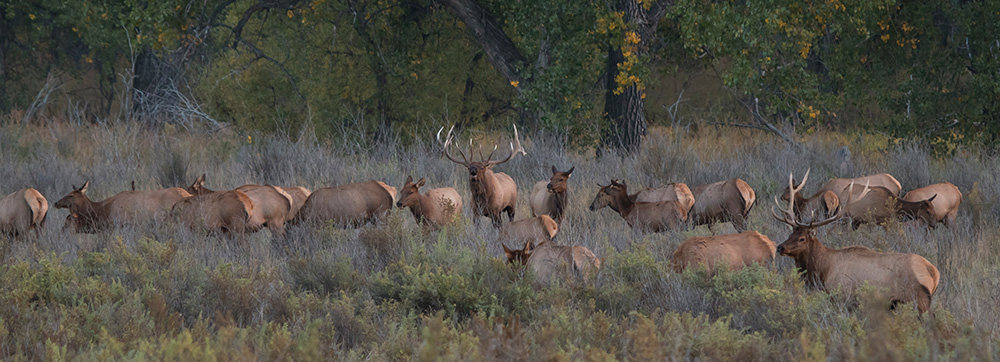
396,176,463,231
529,166,574,224
671,231,776,275
589,180,687,232
293,180,395,227
55,181,192,233
503,239,601,285
903,182,962,228
773,177,940,314
0,188,48,237
437,125,526,227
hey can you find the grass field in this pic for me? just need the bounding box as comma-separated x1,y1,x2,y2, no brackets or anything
0,120,998,360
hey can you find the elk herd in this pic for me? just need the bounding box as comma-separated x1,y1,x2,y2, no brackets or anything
0,125,964,314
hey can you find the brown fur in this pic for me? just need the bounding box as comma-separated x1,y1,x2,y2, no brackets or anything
688,178,756,232
589,180,687,232
842,185,936,229
498,215,558,249
438,124,525,228
671,231,776,275
903,182,961,227
54,181,191,233
503,240,601,285
375,181,398,203
293,180,394,227
821,173,901,199
782,187,841,223
529,166,574,224
631,182,696,212
278,186,312,221
397,176,463,231
237,184,293,237
0,188,48,236
171,190,254,235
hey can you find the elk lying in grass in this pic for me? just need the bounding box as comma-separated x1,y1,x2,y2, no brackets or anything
0,188,48,237
781,169,841,223
689,178,756,232
529,166,574,224
293,180,395,227
671,231,776,275
396,176,463,231
773,179,940,314
499,215,558,250
54,181,191,233
589,180,687,232
186,174,291,237
438,124,525,228
903,182,962,228
503,239,601,285
171,189,254,236
631,183,696,212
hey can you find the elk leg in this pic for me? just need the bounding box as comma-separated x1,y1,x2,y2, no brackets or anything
506,206,515,221
732,215,747,233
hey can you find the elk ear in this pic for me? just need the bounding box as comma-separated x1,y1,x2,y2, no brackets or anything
79,181,89,194
416,178,426,188
522,240,532,253
405,175,413,184
502,243,514,259
926,194,937,202
566,166,574,176
196,174,206,186
551,165,557,174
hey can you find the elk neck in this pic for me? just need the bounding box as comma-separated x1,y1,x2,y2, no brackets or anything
408,193,435,223
469,168,498,199
610,191,635,218
793,236,836,289
549,190,567,221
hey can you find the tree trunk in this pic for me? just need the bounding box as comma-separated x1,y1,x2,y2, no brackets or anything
0,38,7,114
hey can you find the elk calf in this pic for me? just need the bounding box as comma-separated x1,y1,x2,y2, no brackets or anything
396,176,463,231
54,181,191,233
0,188,48,236
438,125,525,227
498,215,558,249
293,180,394,227
903,182,961,227
774,177,940,314
671,231,775,275
503,240,601,285
589,180,687,232
529,166,573,224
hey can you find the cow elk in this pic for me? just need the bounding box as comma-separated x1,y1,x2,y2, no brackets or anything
186,174,291,237
171,189,254,236
689,178,756,232
0,188,48,237
529,166,574,224
277,186,312,221
631,183,695,212
54,181,192,233
903,182,962,228
671,231,776,275
498,215,558,250
503,240,601,285
773,178,940,314
438,124,525,228
589,180,687,232
293,180,395,227
396,176,463,231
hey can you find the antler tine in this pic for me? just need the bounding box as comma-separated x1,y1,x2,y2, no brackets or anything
796,168,810,190
486,124,526,166
808,180,869,228
771,195,798,226
486,144,498,162
437,125,470,166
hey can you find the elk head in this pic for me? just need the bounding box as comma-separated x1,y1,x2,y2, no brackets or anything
503,240,533,265
780,168,809,203
186,174,214,195
546,166,574,193
902,194,938,226
397,176,425,208
589,179,628,211
54,181,91,210
437,124,526,183
773,172,870,257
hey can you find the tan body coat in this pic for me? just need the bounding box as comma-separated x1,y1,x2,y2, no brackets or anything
671,231,776,275
841,185,936,228
821,173,901,199
589,180,687,232
294,180,394,227
236,184,293,237
438,124,525,228
632,183,696,212
397,176,463,231
278,186,312,221
171,190,254,235
0,188,48,236
529,166,574,224
903,182,961,227
689,178,756,232
503,241,601,285
499,215,558,249
54,182,191,233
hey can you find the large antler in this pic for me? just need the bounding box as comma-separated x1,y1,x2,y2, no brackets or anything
437,125,471,166
485,124,527,166
773,171,871,229
773,171,805,227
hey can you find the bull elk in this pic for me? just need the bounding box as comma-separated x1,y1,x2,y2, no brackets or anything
503,239,601,285
437,124,525,228
529,166,574,224
0,188,48,236
293,180,395,227
671,231,776,275
186,174,291,237
903,182,962,228
498,215,558,250
781,169,840,223
54,181,192,233
589,180,687,232
773,177,940,314
689,178,756,232
820,173,901,199
396,176,463,231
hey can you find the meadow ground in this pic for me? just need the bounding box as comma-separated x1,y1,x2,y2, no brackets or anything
0,120,998,360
